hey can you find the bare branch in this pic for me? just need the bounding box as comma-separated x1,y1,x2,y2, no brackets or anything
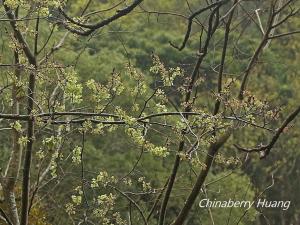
234,105,300,158
172,129,232,225
268,30,300,39
60,0,144,36
0,207,13,225
169,0,228,51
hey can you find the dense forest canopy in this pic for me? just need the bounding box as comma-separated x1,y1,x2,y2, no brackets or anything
0,0,299,225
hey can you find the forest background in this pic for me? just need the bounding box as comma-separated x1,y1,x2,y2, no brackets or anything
0,0,299,225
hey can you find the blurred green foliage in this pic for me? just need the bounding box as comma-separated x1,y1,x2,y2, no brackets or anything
0,0,299,225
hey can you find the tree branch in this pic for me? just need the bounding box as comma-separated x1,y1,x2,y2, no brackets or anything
172,130,232,225
169,0,228,51
60,0,144,36
234,105,300,159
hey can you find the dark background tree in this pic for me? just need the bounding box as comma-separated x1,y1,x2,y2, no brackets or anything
0,0,299,225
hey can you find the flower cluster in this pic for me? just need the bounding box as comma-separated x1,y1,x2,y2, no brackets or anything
146,144,169,157
72,146,82,164
116,107,137,126
65,186,83,215
91,171,117,188
10,121,23,132
86,79,111,108
150,54,183,86
42,136,61,149
126,127,144,145
97,193,116,207
126,127,169,157
138,177,152,192
50,151,59,178
4,0,24,9
126,64,147,96
86,72,124,111
215,153,240,166
61,69,83,104
18,136,29,147
71,186,83,205
5,0,65,15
